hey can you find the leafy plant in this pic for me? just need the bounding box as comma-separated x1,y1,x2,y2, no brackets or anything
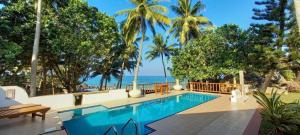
281,70,296,81
254,90,300,134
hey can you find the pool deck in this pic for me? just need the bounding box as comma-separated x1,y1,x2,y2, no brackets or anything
147,93,258,135
0,90,259,135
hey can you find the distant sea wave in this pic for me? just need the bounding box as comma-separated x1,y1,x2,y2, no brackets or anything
84,76,176,87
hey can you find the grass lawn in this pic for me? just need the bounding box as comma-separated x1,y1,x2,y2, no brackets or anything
280,92,300,103
259,92,300,135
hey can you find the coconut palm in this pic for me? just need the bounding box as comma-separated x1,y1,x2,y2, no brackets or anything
116,0,170,92
146,34,175,83
30,0,42,96
93,56,121,90
170,0,211,45
115,42,137,89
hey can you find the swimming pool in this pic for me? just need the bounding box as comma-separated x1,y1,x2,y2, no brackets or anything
59,93,218,135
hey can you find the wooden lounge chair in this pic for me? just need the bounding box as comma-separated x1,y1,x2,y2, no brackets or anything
0,104,41,112
0,104,50,120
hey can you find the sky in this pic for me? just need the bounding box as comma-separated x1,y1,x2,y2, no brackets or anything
87,0,257,76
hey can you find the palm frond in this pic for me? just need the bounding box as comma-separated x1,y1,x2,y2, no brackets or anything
149,5,168,13
115,9,135,16
190,1,205,15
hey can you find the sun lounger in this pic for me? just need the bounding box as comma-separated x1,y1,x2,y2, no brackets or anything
0,104,50,120
0,104,41,112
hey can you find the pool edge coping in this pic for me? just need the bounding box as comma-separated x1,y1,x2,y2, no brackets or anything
60,92,220,135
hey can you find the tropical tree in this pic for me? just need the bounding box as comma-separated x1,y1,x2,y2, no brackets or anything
93,56,121,90
286,3,300,81
171,31,230,82
116,0,170,91
30,0,42,96
115,38,138,89
146,34,174,82
52,0,119,92
0,0,119,94
215,24,249,72
170,0,211,45
252,0,292,92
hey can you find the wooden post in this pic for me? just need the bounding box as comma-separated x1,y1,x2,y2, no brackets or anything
189,82,193,91
160,85,163,95
239,70,245,96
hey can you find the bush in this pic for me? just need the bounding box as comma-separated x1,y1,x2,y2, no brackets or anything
254,90,300,134
281,70,296,81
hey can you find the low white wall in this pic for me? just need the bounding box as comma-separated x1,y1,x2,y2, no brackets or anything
81,89,128,105
0,86,29,107
28,94,75,110
0,86,128,110
0,86,74,110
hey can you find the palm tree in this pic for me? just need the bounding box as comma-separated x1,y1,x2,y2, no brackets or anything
93,56,120,90
170,0,211,45
30,0,42,96
146,34,174,83
116,0,170,92
116,41,137,89
295,0,300,33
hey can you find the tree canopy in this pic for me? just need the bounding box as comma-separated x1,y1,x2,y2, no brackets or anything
0,0,121,93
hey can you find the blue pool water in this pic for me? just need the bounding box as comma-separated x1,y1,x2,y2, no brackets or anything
59,93,218,135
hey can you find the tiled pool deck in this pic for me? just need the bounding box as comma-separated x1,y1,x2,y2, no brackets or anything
0,90,259,135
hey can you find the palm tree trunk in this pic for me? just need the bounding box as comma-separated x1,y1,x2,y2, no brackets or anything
40,54,47,94
50,70,55,95
99,76,104,91
133,35,144,90
295,0,300,33
30,0,42,97
261,69,275,92
118,62,125,89
161,53,167,83
41,64,47,94
105,78,108,90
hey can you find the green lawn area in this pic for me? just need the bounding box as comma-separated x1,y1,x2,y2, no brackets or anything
281,92,300,103
259,92,300,135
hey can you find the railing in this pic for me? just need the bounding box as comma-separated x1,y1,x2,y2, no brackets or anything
125,82,176,94
103,126,118,135
121,118,138,135
102,118,138,135
188,82,240,94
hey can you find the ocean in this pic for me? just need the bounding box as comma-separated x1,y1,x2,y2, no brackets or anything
84,76,176,87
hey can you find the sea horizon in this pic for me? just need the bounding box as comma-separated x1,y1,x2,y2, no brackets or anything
84,76,176,87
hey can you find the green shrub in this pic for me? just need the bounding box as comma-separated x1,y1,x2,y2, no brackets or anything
254,90,300,134
281,70,296,81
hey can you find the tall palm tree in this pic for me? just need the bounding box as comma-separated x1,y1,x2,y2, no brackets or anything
30,0,42,96
116,0,170,92
170,0,211,45
146,34,174,82
295,0,300,33
116,41,137,89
